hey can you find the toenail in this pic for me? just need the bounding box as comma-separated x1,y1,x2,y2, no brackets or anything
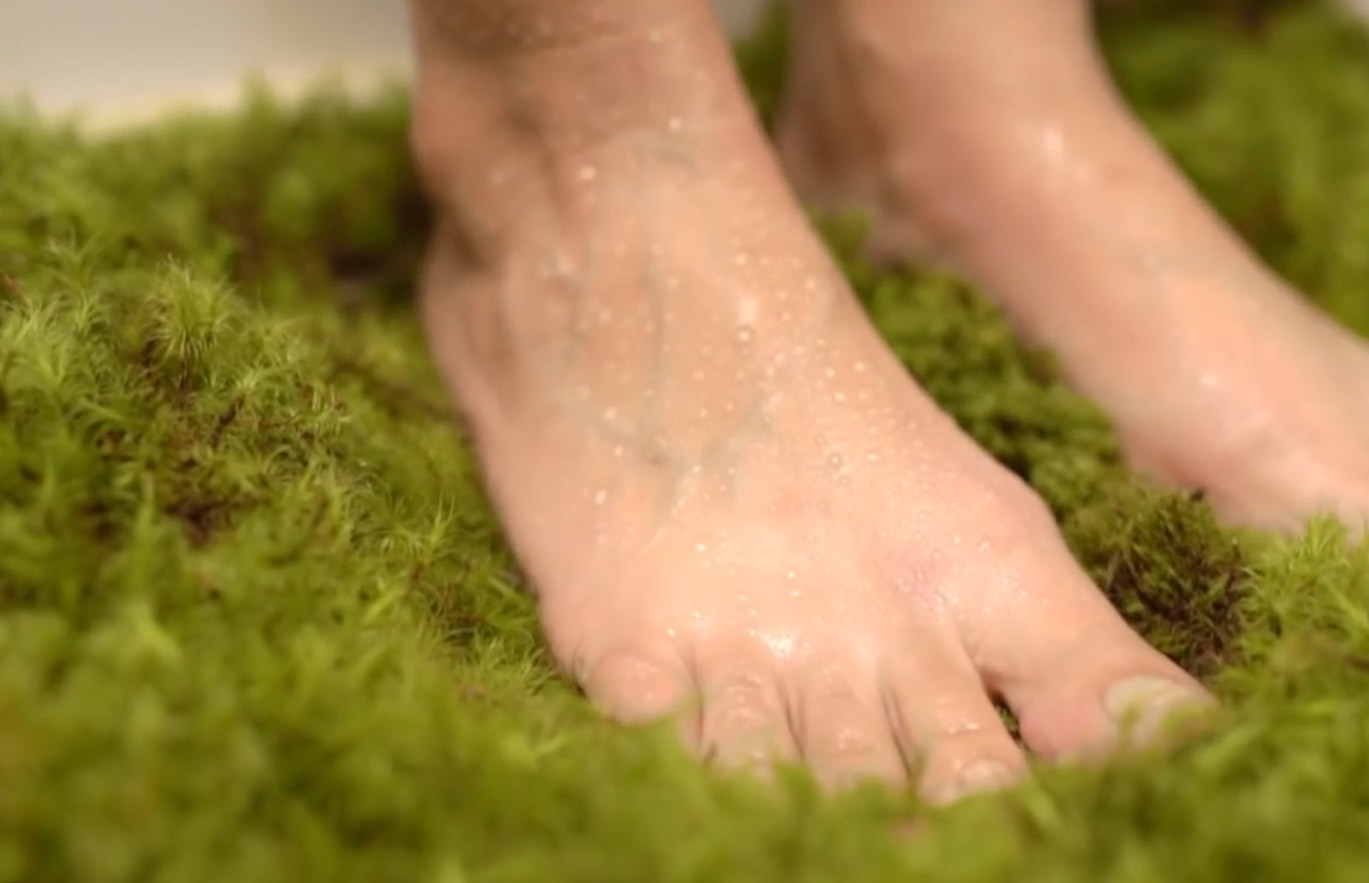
928,759,1016,806
959,758,1015,791
1103,675,1210,743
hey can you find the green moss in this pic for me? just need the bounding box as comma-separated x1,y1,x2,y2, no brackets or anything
3,1,1369,879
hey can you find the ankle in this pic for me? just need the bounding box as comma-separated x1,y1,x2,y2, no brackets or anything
789,0,1100,98
780,0,1229,268
781,0,1123,171
408,0,759,259
408,0,805,423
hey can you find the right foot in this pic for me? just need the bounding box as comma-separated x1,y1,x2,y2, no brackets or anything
410,0,1210,801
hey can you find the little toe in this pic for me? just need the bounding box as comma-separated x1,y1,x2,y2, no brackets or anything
790,662,908,790
579,646,695,726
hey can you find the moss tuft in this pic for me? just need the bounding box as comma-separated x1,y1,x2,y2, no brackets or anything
1071,489,1251,677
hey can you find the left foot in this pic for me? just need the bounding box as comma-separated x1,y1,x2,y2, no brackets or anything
774,0,1369,532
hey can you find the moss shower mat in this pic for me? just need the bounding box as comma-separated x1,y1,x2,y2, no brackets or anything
4,2,1369,881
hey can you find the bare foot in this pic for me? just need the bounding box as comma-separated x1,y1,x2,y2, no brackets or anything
775,0,1369,532
407,0,1210,800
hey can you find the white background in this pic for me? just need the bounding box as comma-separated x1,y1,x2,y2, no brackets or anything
0,0,771,127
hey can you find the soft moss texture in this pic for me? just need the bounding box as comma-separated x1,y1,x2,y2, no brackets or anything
3,2,1369,880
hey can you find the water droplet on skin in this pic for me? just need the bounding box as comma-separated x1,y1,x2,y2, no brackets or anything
667,117,683,133
853,361,868,373
824,367,836,380
788,588,802,600
696,542,708,553
691,370,705,382
827,453,845,470
736,325,755,344
834,391,846,402
734,253,749,266
578,165,597,182
594,489,607,505
804,276,818,291
612,445,625,459
603,406,618,421
767,633,796,656
786,570,797,581
1041,125,1065,162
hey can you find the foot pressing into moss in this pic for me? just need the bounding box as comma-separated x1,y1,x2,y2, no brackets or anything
405,0,1209,801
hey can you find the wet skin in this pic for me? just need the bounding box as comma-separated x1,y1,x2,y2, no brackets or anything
776,0,1369,531
404,0,1367,800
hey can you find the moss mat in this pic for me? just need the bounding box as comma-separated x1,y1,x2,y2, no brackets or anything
4,2,1369,880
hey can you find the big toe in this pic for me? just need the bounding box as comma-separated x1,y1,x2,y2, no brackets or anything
975,570,1215,761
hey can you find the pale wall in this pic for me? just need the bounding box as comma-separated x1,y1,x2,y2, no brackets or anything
1,0,1364,129
0,0,772,127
